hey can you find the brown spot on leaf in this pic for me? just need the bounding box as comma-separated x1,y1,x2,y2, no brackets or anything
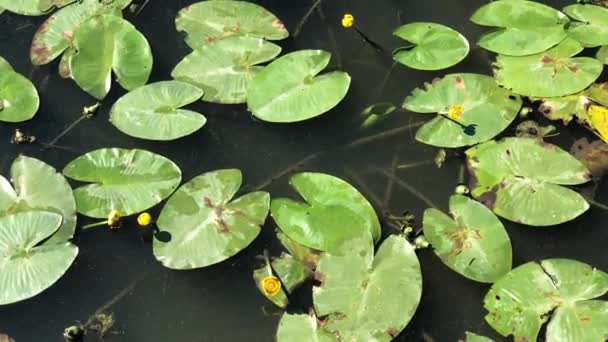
62,30,73,39
272,19,285,30
568,65,579,73
455,76,465,89
444,227,482,255
387,328,400,338
514,338,529,342
478,189,497,209
541,55,553,64
313,271,326,286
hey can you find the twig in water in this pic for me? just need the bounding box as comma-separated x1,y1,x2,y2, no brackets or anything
397,160,435,170
344,167,385,212
293,0,323,38
373,167,438,209
254,153,321,190
382,150,400,210
587,198,608,211
457,162,466,184
317,5,342,68
42,102,101,150
134,0,150,16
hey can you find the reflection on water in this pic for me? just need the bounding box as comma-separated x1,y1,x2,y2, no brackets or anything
0,0,606,341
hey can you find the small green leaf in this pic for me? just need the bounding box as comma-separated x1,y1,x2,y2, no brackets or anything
63,148,182,218
0,211,78,305
466,138,591,226
253,253,312,308
154,169,269,269
110,81,206,141
564,4,608,47
176,0,288,50
470,0,569,56
271,172,381,253
0,58,39,122
423,195,512,283
464,332,495,342
247,50,351,123
393,22,469,70
494,38,603,97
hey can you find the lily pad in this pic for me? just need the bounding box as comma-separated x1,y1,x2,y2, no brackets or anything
253,253,312,308
277,231,320,267
110,81,206,141
0,156,76,244
0,58,39,122
484,259,608,341
63,148,182,218
466,137,591,226
276,313,336,342
70,14,152,99
30,0,130,65
422,195,512,283
464,332,494,342
597,46,608,64
0,211,78,305
172,36,281,104
494,38,603,97
271,172,381,253
247,50,351,123
0,0,67,16
587,82,608,106
564,4,608,47
175,0,288,50
154,169,269,269
393,22,469,70
470,0,569,56
535,92,590,124
403,73,521,147
312,234,422,341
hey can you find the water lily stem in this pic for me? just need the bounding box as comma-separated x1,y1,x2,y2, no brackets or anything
82,221,107,229
293,0,323,38
587,198,608,211
344,167,385,213
373,167,438,209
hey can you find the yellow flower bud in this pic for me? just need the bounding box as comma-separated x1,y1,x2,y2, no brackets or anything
137,212,152,227
261,276,281,297
107,210,122,227
342,14,354,28
448,104,464,120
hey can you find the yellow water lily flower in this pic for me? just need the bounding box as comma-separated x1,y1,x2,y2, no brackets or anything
448,104,464,120
588,105,608,143
261,276,281,297
342,14,354,28
107,210,122,228
137,212,152,227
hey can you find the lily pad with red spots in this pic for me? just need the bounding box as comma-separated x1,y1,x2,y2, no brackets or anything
423,195,512,283
153,169,270,270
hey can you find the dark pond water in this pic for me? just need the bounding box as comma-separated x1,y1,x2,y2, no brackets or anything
1,0,607,341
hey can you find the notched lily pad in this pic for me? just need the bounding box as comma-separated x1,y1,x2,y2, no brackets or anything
466,137,591,226
110,81,206,141
176,0,288,50
172,36,281,104
63,148,182,218
0,211,78,305
154,169,269,269
423,195,512,283
393,22,469,70
494,38,603,97
484,259,608,341
247,50,351,123
0,57,39,122
403,73,521,147
470,0,569,56
271,172,381,253
564,4,608,47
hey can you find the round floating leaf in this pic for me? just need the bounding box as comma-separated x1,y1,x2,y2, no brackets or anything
597,46,608,64
172,36,281,104
564,4,608,47
253,253,312,308
175,0,288,50
484,259,608,341
403,74,521,147
470,0,569,56
0,211,78,305
70,14,152,99
466,138,591,226
110,81,206,141
0,0,66,16
393,22,469,70
313,235,422,340
30,0,130,65
0,156,76,244
423,195,512,283
271,172,381,253
0,59,39,122
276,313,336,342
247,50,351,123
494,38,603,97
63,148,181,218
154,169,269,269
464,332,495,342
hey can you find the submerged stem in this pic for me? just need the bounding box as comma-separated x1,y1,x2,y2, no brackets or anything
373,167,438,209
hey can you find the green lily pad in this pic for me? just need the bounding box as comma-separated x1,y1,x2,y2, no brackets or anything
110,81,206,141
470,0,569,56
175,0,288,50
534,92,590,124
587,82,608,106
0,156,76,244
484,259,608,341
154,169,269,269
494,38,603,97
0,58,39,122
276,313,336,342
422,195,512,283
313,234,422,340
0,211,78,305
271,172,381,253
63,148,181,218
277,231,320,267
253,253,312,308
464,332,495,342
70,14,152,99
0,0,67,16
172,36,281,104
564,4,608,47
403,73,521,147
466,137,591,226
247,50,351,123
393,22,469,70
597,45,608,64
30,0,130,65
